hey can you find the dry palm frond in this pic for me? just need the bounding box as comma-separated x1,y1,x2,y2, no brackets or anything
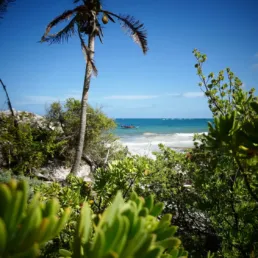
95,18,103,43
41,16,77,43
0,0,15,19
103,11,148,54
78,32,98,76
41,6,89,40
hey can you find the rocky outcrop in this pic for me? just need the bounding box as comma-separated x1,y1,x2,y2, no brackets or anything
35,164,93,182
0,109,62,132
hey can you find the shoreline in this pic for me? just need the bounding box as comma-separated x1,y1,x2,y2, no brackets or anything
114,130,207,158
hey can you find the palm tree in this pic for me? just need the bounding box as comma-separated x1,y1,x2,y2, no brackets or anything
0,0,15,19
41,0,148,175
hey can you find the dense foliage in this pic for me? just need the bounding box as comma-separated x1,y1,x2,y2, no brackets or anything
92,145,218,257
191,49,258,257
60,191,187,258
46,98,125,168
0,179,187,258
0,112,66,174
0,98,124,175
0,51,257,258
0,179,71,257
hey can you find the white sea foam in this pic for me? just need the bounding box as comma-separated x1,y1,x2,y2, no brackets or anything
120,132,207,158
143,132,159,137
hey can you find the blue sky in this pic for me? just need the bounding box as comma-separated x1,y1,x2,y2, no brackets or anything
0,0,257,118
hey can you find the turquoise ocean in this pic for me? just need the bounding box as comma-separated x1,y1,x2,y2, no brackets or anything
113,118,212,157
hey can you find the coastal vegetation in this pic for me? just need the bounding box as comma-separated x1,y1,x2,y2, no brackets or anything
1,50,257,257
0,1,257,257
0,98,123,175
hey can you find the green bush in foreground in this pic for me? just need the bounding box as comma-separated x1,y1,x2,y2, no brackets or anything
60,191,187,258
34,176,92,256
0,179,71,257
0,179,187,258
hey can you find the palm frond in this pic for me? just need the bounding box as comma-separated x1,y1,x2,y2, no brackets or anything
95,18,103,43
105,13,115,23
97,30,103,43
41,16,77,44
41,6,89,40
0,0,15,19
78,31,98,76
103,11,148,54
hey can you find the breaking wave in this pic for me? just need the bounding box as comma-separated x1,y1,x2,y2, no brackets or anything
119,132,207,158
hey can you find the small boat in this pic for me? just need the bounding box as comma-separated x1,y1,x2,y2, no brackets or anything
120,125,137,129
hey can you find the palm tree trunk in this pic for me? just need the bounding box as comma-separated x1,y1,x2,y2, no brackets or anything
71,35,95,175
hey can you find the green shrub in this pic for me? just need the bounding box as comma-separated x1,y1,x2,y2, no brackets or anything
0,114,66,175
93,156,151,212
192,49,258,257
32,176,92,256
46,98,125,167
0,179,71,258
60,191,188,258
0,98,125,175
92,146,219,257
0,179,188,258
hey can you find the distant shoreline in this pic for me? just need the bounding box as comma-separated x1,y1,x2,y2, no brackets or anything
113,118,209,158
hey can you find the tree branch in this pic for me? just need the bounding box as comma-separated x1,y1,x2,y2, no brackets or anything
0,79,14,117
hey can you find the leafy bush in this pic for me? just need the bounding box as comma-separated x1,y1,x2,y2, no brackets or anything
191,49,258,257
60,191,188,258
32,176,92,257
0,179,71,257
0,98,125,174
46,98,126,167
93,156,151,212
92,147,216,257
0,113,66,175
140,145,219,257
0,179,188,258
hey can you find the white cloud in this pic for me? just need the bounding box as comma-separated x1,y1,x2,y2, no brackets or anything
255,53,258,58
166,92,204,98
104,95,159,100
182,92,204,98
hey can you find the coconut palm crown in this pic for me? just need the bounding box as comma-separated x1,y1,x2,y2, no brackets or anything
41,0,148,175
41,0,148,74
